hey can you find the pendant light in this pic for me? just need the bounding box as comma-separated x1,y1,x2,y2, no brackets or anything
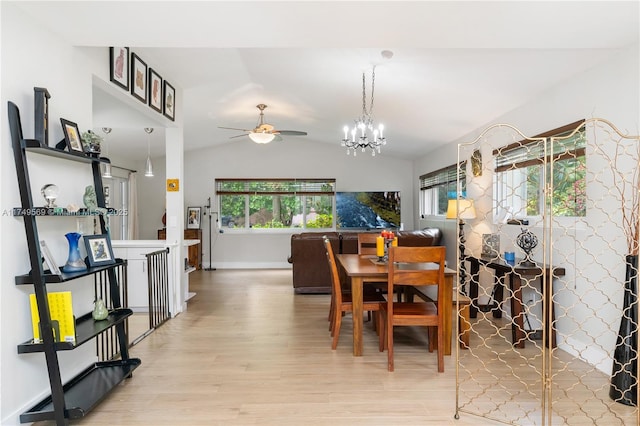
101,127,112,178
144,127,154,177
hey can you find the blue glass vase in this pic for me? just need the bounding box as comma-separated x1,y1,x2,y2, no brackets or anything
62,232,86,272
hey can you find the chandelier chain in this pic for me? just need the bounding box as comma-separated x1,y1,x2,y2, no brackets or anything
361,66,376,119
341,65,386,157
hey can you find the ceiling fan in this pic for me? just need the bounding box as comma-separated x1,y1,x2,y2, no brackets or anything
218,104,308,144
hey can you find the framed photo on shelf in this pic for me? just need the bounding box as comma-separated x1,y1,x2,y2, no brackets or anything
148,68,163,113
186,206,201,229
39,240,61,275
130,52,148,103
482,233,500,257
109,46,129,91
83,234,116,267
59,118,84,154
163,80,175,121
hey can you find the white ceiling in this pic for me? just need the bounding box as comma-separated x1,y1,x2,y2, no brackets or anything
11,1,640,160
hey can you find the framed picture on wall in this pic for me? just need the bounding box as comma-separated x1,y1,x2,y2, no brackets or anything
148,68,163,113
163,80,175,121
130,52,148,103
186,207,201,229
109,46,129,91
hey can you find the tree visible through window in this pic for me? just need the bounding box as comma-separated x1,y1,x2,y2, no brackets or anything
215,178,335,229
493,120,586,218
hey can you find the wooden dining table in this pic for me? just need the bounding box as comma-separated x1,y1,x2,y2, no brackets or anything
336,253,456,357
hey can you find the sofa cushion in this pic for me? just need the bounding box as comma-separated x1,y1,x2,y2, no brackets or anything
397,228,442,246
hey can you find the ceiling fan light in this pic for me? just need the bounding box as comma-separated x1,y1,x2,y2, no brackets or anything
248,132,275,144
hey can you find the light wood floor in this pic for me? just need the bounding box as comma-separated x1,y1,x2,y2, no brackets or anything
33,269,635,425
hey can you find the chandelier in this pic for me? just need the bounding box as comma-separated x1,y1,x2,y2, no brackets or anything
341,65,386,157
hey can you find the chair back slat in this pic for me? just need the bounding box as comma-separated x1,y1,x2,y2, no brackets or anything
357,233,379,255
388,246,446,308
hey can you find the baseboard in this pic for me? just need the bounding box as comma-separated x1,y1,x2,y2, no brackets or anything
294,287,331,295
204,262,292,269
558,332,612,375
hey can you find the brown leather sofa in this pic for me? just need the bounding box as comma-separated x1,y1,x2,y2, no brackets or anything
288,228,442,293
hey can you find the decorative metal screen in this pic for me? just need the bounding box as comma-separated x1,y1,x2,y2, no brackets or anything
454,119,639,425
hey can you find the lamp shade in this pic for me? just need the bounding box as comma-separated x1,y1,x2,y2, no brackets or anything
248,132,275,144
144,156,154,177
446,199,476,220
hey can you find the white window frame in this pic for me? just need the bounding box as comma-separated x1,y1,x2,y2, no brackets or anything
215,178,336,232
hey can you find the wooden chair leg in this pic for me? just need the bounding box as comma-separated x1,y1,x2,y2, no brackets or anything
437,327,444,373
331,311,342,350
378,311,385,352
387,321,394,372
428,327,436,352
459,304,470,349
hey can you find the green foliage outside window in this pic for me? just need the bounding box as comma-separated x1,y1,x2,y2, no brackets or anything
216,179,335,229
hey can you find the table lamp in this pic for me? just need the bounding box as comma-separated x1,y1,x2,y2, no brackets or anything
446,199,477,291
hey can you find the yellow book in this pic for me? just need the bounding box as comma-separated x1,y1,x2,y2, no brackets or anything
29,291,76,344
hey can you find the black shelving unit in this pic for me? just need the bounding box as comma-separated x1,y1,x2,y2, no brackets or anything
8,100,141,425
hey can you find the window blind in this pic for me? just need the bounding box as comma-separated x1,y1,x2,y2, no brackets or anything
494,119,586,173
419,162,467,190
215,178,336,195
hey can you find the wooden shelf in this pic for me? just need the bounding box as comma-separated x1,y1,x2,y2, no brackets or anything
15,258,126,285
17,309,133,354
19,359,141,423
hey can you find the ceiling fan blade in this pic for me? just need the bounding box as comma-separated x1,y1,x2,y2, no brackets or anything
229,133,249,139
276,130,307,136
272,135,283,142
218,126,252,132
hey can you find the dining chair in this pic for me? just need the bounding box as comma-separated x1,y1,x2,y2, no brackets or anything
358,233,403,302
357,233,379,255
383,245,446,372
324,237,386,350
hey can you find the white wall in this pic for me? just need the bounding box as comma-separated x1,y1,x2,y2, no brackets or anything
0,5,105,424
0,5,186,423
413,44,640,372
138,138,416,268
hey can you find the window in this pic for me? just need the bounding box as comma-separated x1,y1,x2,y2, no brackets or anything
419,162,467,216
493,119,586,218
216,178,336,230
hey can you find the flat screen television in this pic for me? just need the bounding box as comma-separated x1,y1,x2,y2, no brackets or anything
336,191,401,229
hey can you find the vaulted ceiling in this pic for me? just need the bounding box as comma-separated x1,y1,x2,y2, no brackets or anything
10,1,640,160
